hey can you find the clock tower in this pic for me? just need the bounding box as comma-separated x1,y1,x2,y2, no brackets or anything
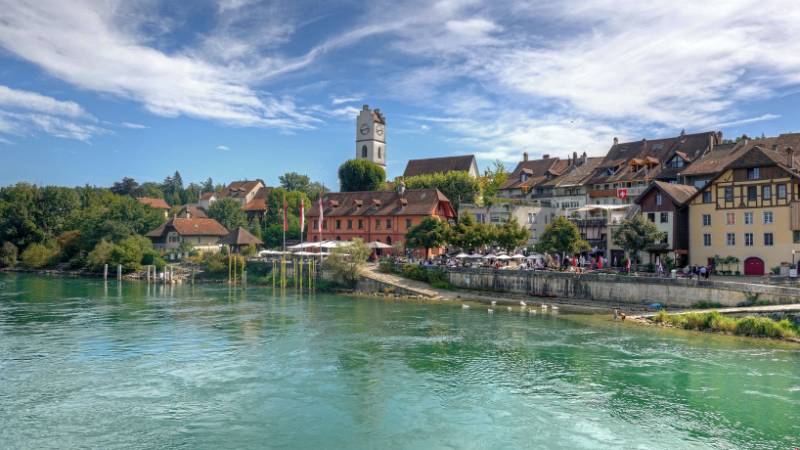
355,104,386,170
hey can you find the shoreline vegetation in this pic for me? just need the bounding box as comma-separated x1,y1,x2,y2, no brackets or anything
650,310,800,342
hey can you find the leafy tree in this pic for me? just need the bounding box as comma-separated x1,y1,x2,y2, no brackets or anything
110,177,139,196
323,238,370,287
0,242,18,267
612,214,667,265
135,182,164,199
207,198,246,231
405,217,449,257
535,216,590,257
20,242,58,268
86,240,115,272
480,160,509,202
494,217,530,252
109,235,152,272
400,171,480,209
201,177,214,194
338,159,385,192
279,172,311,192
448,214,492,252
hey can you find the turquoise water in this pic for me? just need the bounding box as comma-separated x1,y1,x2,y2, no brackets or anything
1,273,799,449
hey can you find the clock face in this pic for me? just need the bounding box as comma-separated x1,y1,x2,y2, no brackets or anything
376,125,384,136
360,124,370,135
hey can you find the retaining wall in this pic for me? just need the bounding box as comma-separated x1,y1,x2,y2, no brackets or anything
443,268,800,307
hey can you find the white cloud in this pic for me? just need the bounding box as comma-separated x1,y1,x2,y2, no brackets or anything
216,144,231,151
0,84,101,142
331,95,362,105
0,0,319,130
120,122,148,129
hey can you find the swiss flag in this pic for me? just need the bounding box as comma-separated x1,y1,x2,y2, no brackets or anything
616,188,628,200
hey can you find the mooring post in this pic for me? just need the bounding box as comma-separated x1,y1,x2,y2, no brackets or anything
103,264,108,281
243,269,247,286
117,264,122,280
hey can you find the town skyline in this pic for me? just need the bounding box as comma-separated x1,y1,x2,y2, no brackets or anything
1,1,800,188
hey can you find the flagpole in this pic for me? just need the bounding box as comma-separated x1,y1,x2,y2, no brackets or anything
282,192,287,253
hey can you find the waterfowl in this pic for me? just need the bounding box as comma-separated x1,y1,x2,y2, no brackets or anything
488,308,494,314
462,304,470,309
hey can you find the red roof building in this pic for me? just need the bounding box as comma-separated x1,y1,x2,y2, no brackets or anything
145,218,229,252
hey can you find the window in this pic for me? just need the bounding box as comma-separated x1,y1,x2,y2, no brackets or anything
726,233,735,246
358,219,364,230
744,233,753,246
660,212,668,223
744,212,753,224
375,219,381,230
347,219,353,230
323,220,328,230
702,214,711,226
671,157,684,168
747,167,760,180
763,185,772,201
794,230,800,244
361,145,367,158
656,193,662,206
378,147,382,159
647,212,656,222
702,191,712,203
313,220,318,230
778,184,787,200
726,212,735,225
703,233,711,246
406,219,412,229
335,219,341,230
763,211,773,224
747,186,757,201
764,232,774,246
386,219,392,229
724,186,733,202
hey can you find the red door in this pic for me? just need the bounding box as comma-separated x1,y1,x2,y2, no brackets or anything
744,257,764,276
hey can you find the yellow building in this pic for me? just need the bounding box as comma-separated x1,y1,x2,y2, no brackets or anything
688,143,800,275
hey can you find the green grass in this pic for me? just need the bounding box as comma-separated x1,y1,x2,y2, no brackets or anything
691,301,723,309
652,310,798,340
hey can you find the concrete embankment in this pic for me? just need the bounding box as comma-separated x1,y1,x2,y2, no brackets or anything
442,268,800,308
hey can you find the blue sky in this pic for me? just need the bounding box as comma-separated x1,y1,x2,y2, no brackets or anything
1,0,800,189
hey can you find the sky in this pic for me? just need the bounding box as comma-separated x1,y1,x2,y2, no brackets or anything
1,0,800,190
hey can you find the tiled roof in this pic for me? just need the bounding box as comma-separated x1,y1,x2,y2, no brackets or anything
220,227,263,246
678,142,746,176
541,157,604,187
178,204,208,218
501,157,569,190
592,131,718,183
137,197,170,210
220,180,264,199
146,218,229,238
200,192,216,200
306,189,455,218
681,133,800,177
403,155,476,177
635,181,697,206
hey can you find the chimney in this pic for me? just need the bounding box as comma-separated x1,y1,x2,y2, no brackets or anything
362,104,369,110
573,151,578,166
542,154,550,159
613,137,619,145
787,147,795,169
581,151,587,164
523,152,529,161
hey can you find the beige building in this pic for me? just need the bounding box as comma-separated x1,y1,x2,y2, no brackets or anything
688,141,800,275
460,201,558,247
146,217,229,253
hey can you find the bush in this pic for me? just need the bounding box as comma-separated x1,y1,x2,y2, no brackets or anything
20,242,58,268
86,240,115,272
378,259,398,274
0,242,18,267
653,310,798,339
400,264,452,289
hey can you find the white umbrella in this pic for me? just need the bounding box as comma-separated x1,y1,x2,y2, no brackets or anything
367,241,393,249
511,254,526,259
484,254,497,259
258,250,287,256
455,253,469,258
497,254,512,260
320,241,351,249
288,242,321,250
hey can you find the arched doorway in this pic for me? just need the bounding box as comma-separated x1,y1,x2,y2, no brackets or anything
744,257,764,276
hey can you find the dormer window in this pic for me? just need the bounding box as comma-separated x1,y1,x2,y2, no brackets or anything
671,157,685,168
521,173,528,182
747,167,760,180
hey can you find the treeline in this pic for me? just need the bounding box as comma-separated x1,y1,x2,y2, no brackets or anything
0,184,165,271
404,215,530,255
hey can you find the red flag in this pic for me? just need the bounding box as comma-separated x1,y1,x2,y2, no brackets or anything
283,193,288,232
299,198,305,234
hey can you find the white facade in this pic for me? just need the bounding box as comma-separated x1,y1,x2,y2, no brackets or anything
355,105,386,169
460,202,559,246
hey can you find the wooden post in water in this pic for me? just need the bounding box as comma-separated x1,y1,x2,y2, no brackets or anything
146,265,151,283
243,269,247,286
117,264,122,280
103,264,108,281
227,252,232,284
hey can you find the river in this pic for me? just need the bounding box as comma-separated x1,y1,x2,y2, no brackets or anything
1,273,798,449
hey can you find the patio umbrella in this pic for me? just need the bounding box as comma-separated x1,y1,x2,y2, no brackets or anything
484,254,497,259
511,254,526,259
455,253,469,258
497,254,512,261
367,241,393,249
320,241,351,249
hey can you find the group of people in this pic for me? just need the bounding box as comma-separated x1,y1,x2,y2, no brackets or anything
682,264,712,279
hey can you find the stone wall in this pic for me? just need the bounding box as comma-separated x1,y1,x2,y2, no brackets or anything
443,268,800,307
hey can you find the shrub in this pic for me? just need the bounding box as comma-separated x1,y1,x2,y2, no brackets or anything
20,242,58,268
86,240,115,272
0,242,18,267
323,239,371,287
400,264,452,289
378,259,398,274
401,264,428,282
654,310,798,339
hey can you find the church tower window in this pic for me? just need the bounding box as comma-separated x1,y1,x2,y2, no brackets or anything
378,147,382,159
361,145,367,158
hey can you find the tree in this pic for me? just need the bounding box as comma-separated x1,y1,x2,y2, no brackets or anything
110,177,139,196
338,159,385,192
448,214,492,252
494,217,530,252
405,217,449,257
323,238,370,287
612,214,667,265
201,177,214,194
136,182,164,199
0,242,18,267
20,242,57,268
535,216,590,257
480,160,509,202
400,171,480,209
86,240,115,272
207,198,246,231
279,172,311,192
